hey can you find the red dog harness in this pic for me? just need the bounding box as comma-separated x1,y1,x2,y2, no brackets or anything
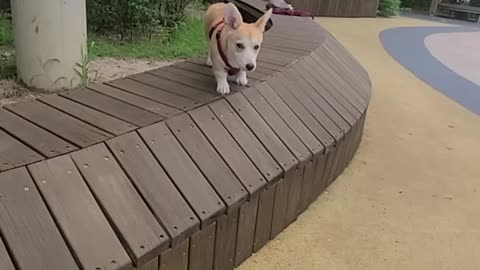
208,20,240,76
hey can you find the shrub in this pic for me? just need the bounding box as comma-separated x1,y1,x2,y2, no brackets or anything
378,0,401,17
86,0,196,40
471,0,480,7
401,0,431,11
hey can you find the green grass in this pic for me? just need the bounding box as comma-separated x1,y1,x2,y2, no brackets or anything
90,17,208,60
0,17,13,46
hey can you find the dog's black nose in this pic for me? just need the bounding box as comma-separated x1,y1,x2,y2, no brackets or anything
246,64,255,71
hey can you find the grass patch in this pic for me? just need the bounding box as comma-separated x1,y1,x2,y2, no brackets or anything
0,17,13,46
90,17,208,60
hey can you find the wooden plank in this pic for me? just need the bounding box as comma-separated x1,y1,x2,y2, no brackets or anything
285,67,352,132
311,153,328,201
149,68,218,93
242,87,312,165
0,168,79,270
0,237,15,270
106,78,199,110
61,89,163,127
285,167,303,225
28,156,132,270
270,177,289,238
282,68,345,142
0,108,77,157
139,122,225,226
226,93,298,172
302,58,362,117
312,49,369,106
129,73,217,102
172,61,246,92
185,58,264,84
0,129,43,171
292,63,357,126
235,197,259,267
139,258,158,270
189,223,216,270
189,106,267,197
40,95,136,136
89,84,182,118
298,161,315,213
208,99,283,183
266,76,336,146
107,132,199,246
159,239,189,270
214,210,239,270
304,56,365,113
71,144,169,266
6,100,111,147
167,114,248,210
255,82,324,156
253,185,275,252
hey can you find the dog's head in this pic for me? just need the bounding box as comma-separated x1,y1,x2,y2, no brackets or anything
223,3,272,72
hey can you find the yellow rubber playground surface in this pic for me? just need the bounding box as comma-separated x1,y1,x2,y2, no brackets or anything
238,17,480,270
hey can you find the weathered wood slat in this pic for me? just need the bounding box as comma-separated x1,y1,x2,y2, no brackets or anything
253,185,275,252
106,78,199,110
270,177,289,238
0,237,15,270
129,73,217,102
214,210,239,270
282,69,344,141
0,168,79,270
255,82,323,155
149,68,218,94
89,84,182,118
166,114,248,210
0,108,76,157
209,99,282,183
189,106,266,196
242,87,312,164
0,129,43,171
266,76,336,146
139,122,225,227
61,89,162,127
28,156,132,270
107,132,199,246
234,196,259,266
6,101,111,147
286,67,351,132
189,223,216,270
71,144,169,266
40,95,136,136
159,239,189,270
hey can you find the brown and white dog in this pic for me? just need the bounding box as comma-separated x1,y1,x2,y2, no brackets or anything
205,2,272,95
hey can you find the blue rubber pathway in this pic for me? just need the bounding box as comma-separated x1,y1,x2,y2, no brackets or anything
380,26,480,115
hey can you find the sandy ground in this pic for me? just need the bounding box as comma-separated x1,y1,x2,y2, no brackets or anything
238,17,480,270
0,58,176,106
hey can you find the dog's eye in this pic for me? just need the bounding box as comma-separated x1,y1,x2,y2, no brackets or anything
254,45,260,50
236,43,245,49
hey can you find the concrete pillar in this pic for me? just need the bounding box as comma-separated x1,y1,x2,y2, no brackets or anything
10,0,87,91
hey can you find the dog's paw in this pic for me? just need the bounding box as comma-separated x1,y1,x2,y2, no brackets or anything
236,76,248,86
216,81,230,95
235,71,248,86
206,57,212,66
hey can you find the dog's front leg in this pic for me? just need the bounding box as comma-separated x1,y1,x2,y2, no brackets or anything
236,70,248,86
213,68,230,95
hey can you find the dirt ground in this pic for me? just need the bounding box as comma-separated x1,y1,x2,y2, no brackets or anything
0,58,176,106
237,17,480,270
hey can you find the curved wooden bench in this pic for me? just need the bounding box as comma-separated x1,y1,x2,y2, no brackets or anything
0,1,371,270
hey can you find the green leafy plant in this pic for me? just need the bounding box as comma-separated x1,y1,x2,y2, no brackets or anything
401,0,431,11
74,41,100,87
378,0,402,17
86,0,197,40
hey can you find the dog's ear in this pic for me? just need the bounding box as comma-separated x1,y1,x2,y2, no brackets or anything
224,3,243,30
255,8,273,32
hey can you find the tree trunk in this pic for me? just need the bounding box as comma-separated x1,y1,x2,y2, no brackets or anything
10,0,87,91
